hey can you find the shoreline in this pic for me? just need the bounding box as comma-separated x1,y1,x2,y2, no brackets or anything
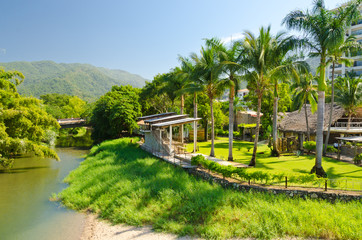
80,213,200,240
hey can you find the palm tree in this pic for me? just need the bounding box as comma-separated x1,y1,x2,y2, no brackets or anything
210,40,243,161
335,73,362,130
283,0,360,176
191,39,226,157
292,72,318,141
323,36,361,155
241,26,303,166
177,56,203,152
269,52,307,157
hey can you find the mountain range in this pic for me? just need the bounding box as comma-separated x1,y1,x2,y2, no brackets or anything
0,61,148,101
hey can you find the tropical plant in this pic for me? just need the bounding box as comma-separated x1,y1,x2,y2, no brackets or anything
283,0,361,176
191,39,226,157
211,40,244,161
324,35,362,155
269,51,307,157
335,74,362,130
176,56,204,148
291,72,318,141
241,26,302,165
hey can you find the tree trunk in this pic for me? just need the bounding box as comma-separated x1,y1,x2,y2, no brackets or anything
249,93,262,166
323,62,335,156
311,91,326,177
347,113,351,130
271,86,280,156
228,85,235,161
204,122,208,142
305,100,310,141
210,97,215,157
180,94,184,144
193,93,198,153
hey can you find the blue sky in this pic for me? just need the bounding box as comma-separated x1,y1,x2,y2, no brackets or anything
1,0,344,80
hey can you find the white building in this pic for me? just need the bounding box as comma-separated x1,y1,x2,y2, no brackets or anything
326,4,362,79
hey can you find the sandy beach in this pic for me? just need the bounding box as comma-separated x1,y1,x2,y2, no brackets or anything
80,214,200,240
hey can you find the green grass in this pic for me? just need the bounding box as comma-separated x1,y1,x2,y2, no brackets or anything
187,138,362,184
59,138,362,239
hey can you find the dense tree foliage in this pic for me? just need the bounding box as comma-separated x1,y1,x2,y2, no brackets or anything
0,69,59,168
0,61,147,102
40,93,87,119
139,75,173,115
91,85,141,143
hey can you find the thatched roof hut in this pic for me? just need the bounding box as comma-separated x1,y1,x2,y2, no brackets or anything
278,104,345,134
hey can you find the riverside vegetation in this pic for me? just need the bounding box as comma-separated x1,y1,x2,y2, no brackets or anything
59,138,361,240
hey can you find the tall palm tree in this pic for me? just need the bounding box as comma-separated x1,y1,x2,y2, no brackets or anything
191,39,226,157
209,40,243,161
283,0,360,176
335,74,362,130
291,72,318,141
177,56,203,152
241,26,303,166
323,36,361,155
269,52,307,157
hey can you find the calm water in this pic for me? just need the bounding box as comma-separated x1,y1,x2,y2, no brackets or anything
0,148,88,240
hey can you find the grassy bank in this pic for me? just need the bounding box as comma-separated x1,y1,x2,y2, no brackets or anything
59,138,362,239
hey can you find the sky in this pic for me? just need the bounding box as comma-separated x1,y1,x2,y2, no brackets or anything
0,0,346,80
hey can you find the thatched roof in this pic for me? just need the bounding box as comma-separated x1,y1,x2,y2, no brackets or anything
278,104,345,134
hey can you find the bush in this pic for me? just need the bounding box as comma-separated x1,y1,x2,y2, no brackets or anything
326,145,338,153
354,153,362,165
303,141,316,152
191,155,323,184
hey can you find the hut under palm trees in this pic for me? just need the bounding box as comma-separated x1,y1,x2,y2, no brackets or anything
278,104,362,151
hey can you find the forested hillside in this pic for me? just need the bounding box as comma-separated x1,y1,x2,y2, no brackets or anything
0,61,148,101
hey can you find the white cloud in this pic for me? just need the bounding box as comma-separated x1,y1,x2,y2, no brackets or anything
221,33,243,44
0,49,6,55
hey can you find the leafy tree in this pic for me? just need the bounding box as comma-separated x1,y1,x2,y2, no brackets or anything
335,74,362,130
0,68,59,168
139,76,173,115
91,85,141,143
40,93,87,119
291,72,318,141
283,0,360,176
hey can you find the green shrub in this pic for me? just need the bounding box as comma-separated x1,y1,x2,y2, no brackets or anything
191,153,324,185
354,153,362,165
303,141,316,152
326,145,338,153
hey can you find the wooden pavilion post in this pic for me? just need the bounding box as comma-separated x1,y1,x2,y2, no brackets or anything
337,139,341,160
194,120,197,153
169,125,172,155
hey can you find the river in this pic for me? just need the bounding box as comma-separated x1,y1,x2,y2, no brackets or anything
0,148,88,240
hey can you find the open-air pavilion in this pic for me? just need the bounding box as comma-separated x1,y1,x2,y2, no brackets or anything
138,112,201,156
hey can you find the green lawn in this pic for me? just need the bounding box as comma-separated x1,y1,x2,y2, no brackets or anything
187,137,362,185
59,138,362,240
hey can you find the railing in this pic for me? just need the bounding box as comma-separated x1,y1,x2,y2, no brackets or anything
332,122,362,128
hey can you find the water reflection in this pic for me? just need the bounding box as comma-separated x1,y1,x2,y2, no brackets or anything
0,148,88,240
